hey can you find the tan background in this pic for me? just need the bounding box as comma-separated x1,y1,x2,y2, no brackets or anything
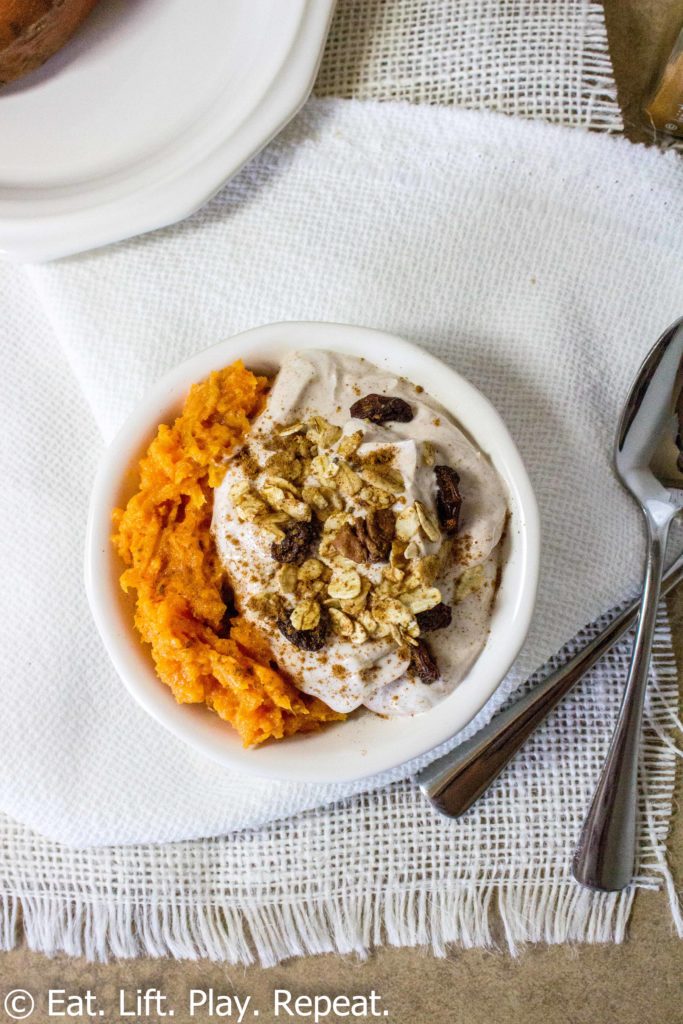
1,3,682,1022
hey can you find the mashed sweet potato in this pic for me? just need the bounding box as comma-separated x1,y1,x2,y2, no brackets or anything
112,360,343,747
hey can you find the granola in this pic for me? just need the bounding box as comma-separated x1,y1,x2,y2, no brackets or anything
212,350,508,718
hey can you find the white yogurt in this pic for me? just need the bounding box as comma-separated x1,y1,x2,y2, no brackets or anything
211,350,508,717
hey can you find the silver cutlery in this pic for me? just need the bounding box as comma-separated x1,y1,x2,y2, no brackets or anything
416,550,683,819
572,317,683,891
418,317,683,887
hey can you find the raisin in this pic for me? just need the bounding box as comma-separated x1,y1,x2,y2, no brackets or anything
349,393,414,424
271,520,319,564
356,508,395,562
434,465,462,534
410,639,440,683
331,523,368,563
415,602,452,633
277,607,330,652
333,509,396,564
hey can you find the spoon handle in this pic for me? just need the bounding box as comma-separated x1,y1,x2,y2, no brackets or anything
416,550,683,822
572,517,672,891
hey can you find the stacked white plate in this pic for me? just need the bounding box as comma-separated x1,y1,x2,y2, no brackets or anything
0,0,334,262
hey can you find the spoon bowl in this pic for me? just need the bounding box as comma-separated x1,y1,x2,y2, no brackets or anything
615,323,683,509
572,316,683,892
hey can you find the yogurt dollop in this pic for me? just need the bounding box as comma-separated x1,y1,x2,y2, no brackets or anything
211,350,508,716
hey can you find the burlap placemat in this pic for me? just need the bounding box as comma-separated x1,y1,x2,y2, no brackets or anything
315,0,622,130
3,0,680,967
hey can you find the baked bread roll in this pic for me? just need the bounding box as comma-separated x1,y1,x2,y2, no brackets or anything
0,0,99,86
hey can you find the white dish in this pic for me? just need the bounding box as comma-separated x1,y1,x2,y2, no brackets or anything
0,0,335,263
85,322,540,783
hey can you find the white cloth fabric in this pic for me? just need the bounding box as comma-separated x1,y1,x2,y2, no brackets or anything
316,0,622,131
0,610,680,963
1,98,682,850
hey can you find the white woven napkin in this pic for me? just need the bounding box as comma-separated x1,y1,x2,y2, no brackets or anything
1,98,682,848
0,613,679,962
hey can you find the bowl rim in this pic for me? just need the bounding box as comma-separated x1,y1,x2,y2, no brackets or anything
85,321,540,782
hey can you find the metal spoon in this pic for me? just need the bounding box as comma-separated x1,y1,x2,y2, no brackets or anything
416,550,683,819
572,317,683,891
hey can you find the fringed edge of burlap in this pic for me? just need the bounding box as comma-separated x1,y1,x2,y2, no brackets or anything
581,1,623,132
0,613,679,966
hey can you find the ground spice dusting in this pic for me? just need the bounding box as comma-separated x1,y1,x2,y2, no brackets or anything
112,361,343,747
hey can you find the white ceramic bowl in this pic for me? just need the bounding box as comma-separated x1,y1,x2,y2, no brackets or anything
85,322,540,783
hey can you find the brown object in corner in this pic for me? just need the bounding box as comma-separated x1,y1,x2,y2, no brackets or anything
0,0,99,86
644,25,683,137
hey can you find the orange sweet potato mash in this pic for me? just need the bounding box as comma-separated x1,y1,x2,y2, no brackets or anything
112,360,343,747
